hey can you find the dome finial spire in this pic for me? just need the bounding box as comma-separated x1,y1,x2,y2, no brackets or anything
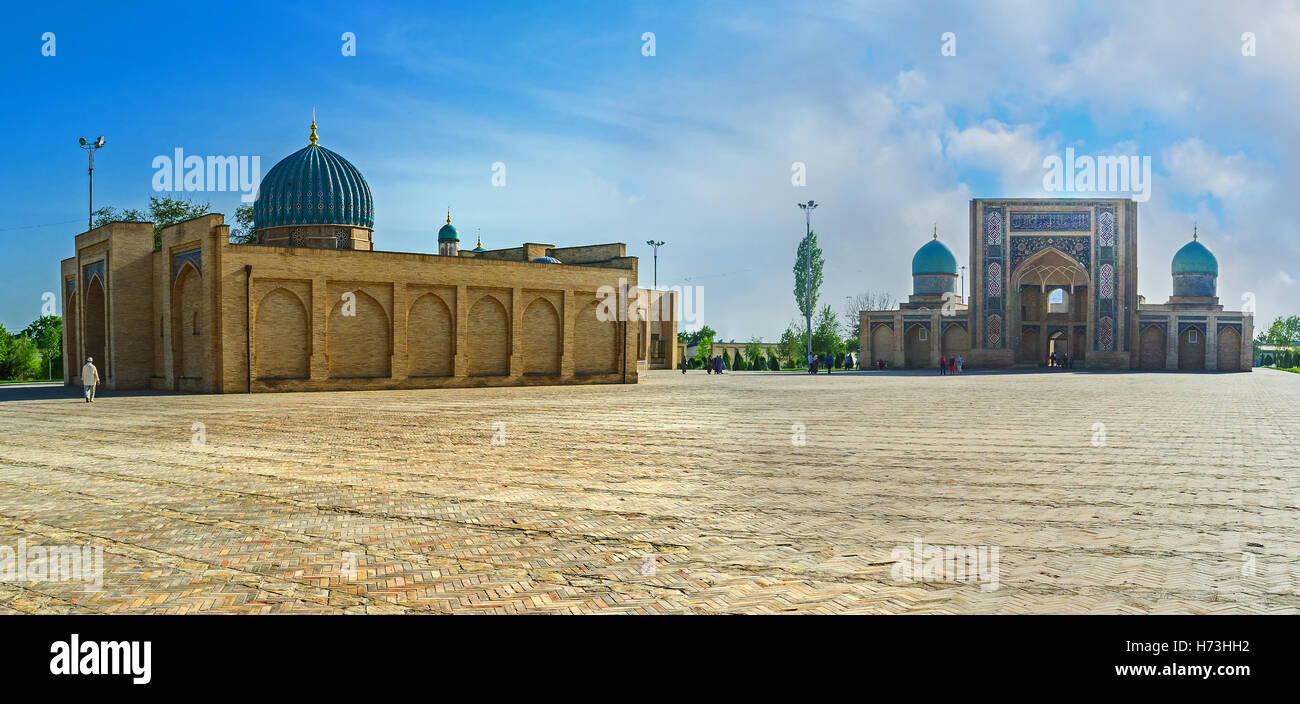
446,207,451,225
309,108,318,145
476,228,482,248
933,223,938,240
1193,220,1198,240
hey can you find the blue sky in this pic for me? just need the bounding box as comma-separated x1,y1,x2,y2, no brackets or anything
2,0,1297,338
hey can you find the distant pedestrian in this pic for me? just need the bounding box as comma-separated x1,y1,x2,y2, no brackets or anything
681,352,687,374
81,357,101,403
939,355,947,375
956,356,964,374
949,356,956,375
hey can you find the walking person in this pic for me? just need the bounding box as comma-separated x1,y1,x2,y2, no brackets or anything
949,356,956,376
81,357,101,403
681,351,687,374
939,355,947,375
956,355,964,375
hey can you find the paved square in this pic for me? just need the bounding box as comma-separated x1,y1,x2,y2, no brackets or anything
1,369,1296,614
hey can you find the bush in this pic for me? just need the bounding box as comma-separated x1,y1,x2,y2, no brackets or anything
752,355,767,371
768,352,781,370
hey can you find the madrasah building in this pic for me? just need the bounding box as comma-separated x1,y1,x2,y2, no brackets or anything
59,117,677,393
860,198,1253,371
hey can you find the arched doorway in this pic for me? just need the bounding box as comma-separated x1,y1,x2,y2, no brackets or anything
172,265,204,389
1047,330,1067,364
1072,328,1087,362
870,324,894,366
1216,327,1242,371
941,325,968,359
65,291,80,381
1178,326,1205,370
1139,325,1166,369
84,276,107,381
1010,247,1089,367
903,324,929,368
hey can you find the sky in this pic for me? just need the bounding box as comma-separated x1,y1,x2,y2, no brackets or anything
2,0,1297,340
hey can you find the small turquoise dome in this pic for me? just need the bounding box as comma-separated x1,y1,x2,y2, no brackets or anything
532,256,561,264
253,139,373,230
911,237,958,276
438,211,458,242
1172,237,1217,276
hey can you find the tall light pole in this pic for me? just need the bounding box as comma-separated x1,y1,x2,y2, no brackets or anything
78,135,106,231
797,200,818,358
960,265,967,305
645,240,665,289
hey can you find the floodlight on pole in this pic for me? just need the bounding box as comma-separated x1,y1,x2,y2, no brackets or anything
645,240,665,290
79,135,107,231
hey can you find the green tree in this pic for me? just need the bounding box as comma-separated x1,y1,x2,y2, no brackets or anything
93,206,147,228
0,326,41,380
767,351,781,371
22,315,62,379
744,336,764,367
229,203,257,244
793,231,824,342
93,196,213,250
148,195,211,249
778,321,804,367
811,304,845,358
693,328,714,367
684,325,717,347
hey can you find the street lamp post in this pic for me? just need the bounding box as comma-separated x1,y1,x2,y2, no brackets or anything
78,135,106,231
960,265,967,305
645,240,665,289
797,200,818,359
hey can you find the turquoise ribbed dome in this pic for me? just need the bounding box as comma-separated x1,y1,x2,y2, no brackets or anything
438,223,459,241
253,143,373,230
1172,238,1217,276
911,238,958,276
532,256,561,264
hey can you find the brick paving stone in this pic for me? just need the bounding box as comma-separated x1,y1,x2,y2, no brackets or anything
0,369,1296,614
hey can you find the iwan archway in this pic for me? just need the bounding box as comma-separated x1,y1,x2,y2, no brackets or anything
1010,247,1089,367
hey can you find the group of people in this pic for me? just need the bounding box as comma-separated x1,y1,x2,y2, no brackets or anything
1048,351,1074,368
938,355,965,375
807,352,854,374
680,354,729,374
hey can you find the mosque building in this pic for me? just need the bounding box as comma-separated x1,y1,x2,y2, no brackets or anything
59,117,677,392
860,198,1252,370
